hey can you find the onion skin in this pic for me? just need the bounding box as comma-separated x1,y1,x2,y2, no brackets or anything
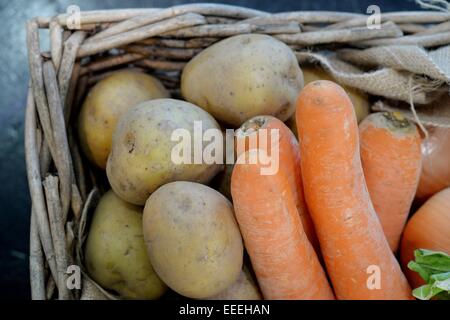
416,127,450,200
400,188,450,289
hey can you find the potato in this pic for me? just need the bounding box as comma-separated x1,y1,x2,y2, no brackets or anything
207,266,262,300
286,64,370,136
143,181,243,299
84,190,167,299
78,70,169,169
107,99,223,205
181,34,304,126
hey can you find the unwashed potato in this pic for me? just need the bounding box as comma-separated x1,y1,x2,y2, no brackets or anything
78,70,169,169
206,265,262,300
286,64,370,136
107,99,223,205
84,190,167,299
181,34,304,126
143,181,243,299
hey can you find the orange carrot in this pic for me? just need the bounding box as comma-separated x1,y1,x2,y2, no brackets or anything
231,151,334,299
296,80,412,300
235,115,319,252
400,187,450,288
359,112,422,252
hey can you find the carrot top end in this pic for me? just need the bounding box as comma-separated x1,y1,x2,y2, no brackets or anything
382,111,417,133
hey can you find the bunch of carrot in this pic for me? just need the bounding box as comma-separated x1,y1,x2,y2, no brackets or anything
231,80,450,300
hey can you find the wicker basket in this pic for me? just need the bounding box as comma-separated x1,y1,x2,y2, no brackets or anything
25,3,450,300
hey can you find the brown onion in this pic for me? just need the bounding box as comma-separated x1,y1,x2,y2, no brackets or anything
416,127,450,200
400,188,450,288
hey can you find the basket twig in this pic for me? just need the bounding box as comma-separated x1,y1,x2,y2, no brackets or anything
29,210,45,300
325,11,450,30
125,45,201,60
43,61,73,223
80,53,143,75
64,63,81,125
27,20,57,157
416,19,450,34
43,175,72,300
78,13,207,57
356,30,450,47
58,31,86,107
25,84,58,281
276,21,403,45
134,59,186,71
49,19,63,70
138,37,219,48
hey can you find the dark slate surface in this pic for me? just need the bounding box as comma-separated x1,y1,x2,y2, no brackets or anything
0,0,422,299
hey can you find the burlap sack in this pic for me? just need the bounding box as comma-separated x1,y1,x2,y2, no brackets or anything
296,51,448,105
373,95,450,128
337,45,450,83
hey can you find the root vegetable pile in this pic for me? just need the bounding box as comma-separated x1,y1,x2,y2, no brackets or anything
79,34,450,300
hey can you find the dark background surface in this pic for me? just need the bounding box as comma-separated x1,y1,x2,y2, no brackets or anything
0,0,423,299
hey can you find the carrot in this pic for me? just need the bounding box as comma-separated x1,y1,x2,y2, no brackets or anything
296,80,412,300
400,187,450,289
359,112,422,252
416,127,450,200
235,115,319,252
231,152,334,299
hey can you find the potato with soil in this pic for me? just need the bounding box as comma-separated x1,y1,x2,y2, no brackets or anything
78,70,169,169
207,265,262,300
84,190,167,299
143,181,243,299
107,99,223,205
181,34,304,126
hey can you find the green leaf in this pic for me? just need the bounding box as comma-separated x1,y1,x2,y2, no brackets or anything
408,249,450,300
415,249,450,273
408,261,431,283
412,284,443,300
432,274,450,291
